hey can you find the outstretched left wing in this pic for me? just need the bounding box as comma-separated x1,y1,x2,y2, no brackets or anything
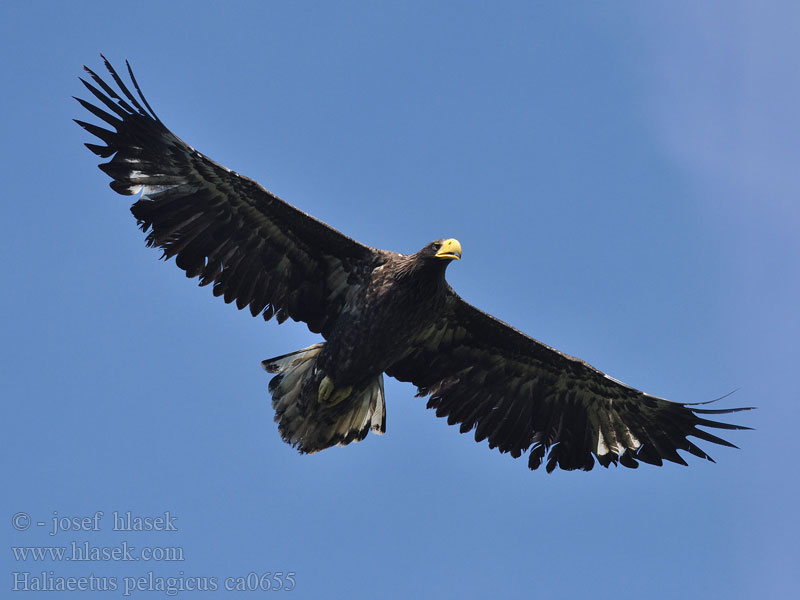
387,289,752,472
75,56,381,336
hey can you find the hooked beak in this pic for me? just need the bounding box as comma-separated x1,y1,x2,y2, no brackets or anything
435,238,462,261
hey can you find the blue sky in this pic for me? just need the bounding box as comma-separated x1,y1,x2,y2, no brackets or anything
2,2,797,598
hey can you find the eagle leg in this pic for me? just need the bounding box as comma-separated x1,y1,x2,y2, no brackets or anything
318,376,334,404
318,376,352,407
327,385,353,407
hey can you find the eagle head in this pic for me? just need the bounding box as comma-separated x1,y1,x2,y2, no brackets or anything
427,238,462,261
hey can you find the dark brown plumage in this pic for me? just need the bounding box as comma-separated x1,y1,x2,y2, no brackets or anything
76,56,752,472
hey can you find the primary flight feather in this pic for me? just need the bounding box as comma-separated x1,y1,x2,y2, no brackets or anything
75,56,751,472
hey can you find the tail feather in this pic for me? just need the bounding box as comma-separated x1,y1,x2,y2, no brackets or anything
261,344,386,453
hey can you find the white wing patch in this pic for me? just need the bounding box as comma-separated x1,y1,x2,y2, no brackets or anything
595,422,642,456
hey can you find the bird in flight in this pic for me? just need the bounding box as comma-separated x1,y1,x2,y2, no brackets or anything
75,56,751,472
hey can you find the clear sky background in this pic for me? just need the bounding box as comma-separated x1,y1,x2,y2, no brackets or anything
2,2,797,598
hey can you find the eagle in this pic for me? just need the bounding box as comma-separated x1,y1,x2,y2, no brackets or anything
75,57,751,472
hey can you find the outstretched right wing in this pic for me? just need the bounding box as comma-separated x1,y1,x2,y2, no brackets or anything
388,289,753,472
75,56,380,335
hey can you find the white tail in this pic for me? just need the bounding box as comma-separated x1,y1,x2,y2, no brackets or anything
262,344,386,453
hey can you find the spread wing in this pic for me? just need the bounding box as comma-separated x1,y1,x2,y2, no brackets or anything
75,56,379,335
387,289,752,472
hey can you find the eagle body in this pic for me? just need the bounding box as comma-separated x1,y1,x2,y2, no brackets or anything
76,57,751,472
265,242,461,452
321,245,453,385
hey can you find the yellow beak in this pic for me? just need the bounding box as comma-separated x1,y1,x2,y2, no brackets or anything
435,238,462,260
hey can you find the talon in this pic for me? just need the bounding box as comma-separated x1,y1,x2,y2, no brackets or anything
328,386,352,407
318,376,334,403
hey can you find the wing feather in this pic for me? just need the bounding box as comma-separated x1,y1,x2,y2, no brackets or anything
388,289,753,471
76,56,380,334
